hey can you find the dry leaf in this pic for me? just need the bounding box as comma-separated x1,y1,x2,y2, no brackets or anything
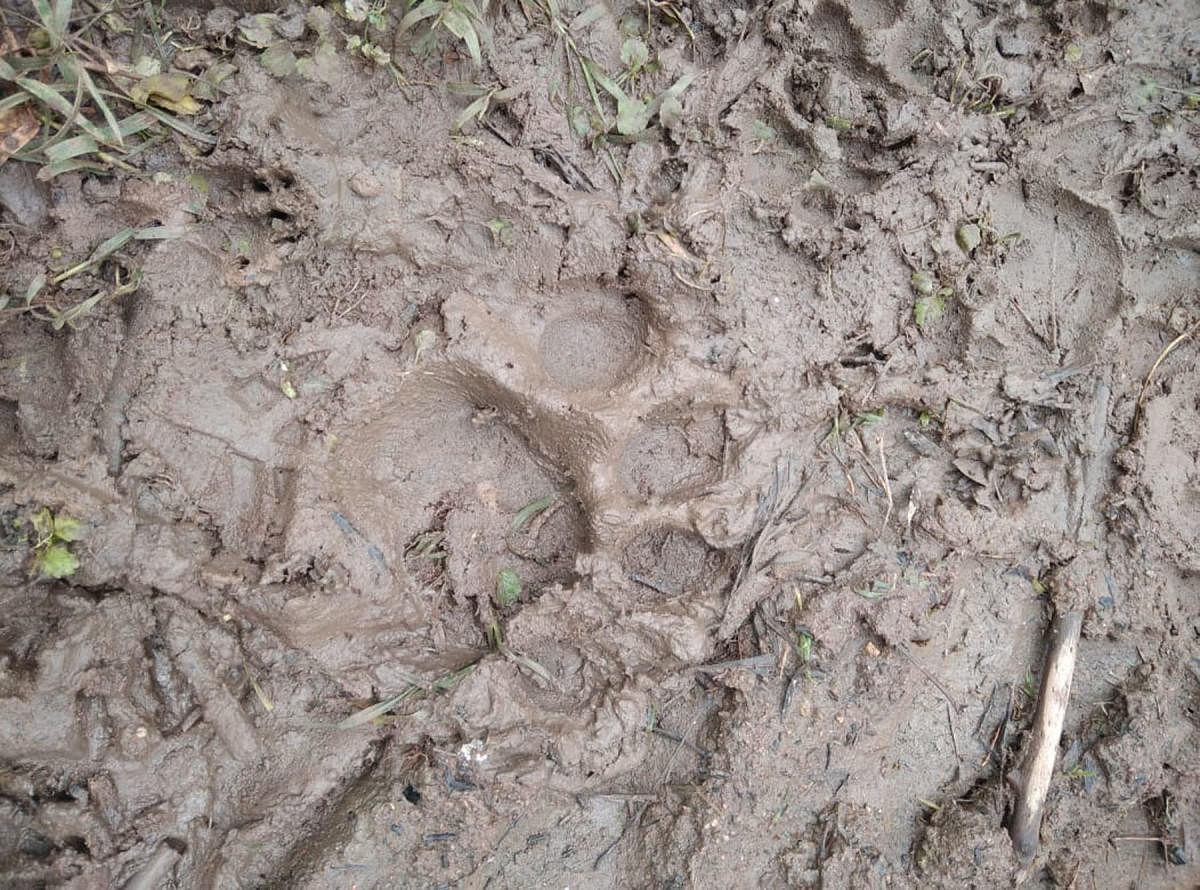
0,105,40,163
128,73,202,115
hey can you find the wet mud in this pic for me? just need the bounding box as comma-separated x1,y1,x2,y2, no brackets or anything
1,0,1199,887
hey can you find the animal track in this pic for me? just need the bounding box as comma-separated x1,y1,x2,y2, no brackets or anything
276,278,751,780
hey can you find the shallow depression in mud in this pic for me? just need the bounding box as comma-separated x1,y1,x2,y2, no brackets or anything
507,636,591,713
319,368,586,596
622,527,731,598
620,405,726,499
537,292,646,391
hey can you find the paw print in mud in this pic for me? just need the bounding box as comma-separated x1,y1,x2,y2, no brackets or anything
278,281,769,783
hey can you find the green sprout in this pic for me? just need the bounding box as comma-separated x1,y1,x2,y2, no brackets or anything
30,506,85,579
398,0,484,67
495,568,522,607
796,631,813,664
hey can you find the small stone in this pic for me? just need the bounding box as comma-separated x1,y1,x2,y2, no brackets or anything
0,162,50,229
865,641,882,657
349,170,382,198
996,33,1029,57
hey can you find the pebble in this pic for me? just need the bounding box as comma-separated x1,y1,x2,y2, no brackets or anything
349,170,382,198
0,162,49,229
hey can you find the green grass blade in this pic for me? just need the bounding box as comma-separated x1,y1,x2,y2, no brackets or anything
511,494,556,531
42,132,97,161
116,110,156,138
51,290,103,330
52,227,133,283
447,81,488,97
89,227,135,261
440,9,481,65
74,62,124,149
575,55,608,122
398,0,444,33
55,0,74,37
38,158,108,179
335,689,416,729
0,93,31,112
586,62,627,102
431,663,475,691
15,77,110,145
31,0,60,42
24,272,47,305
142,105,217,144
451,91,489,132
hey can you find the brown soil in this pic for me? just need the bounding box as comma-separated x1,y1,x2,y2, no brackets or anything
2,0,1199,887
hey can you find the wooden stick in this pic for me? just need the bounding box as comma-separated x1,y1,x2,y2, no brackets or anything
1009,610,1083,861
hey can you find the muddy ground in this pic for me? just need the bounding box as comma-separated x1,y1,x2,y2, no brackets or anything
2,0,1199,887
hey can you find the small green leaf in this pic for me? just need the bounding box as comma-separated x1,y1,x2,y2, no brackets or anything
36,159,104,180
956,222,981,253
648,73,695,130
24,272,46,306
486,217,514,247
568,104,592,138
910,270,934,296
661,72,695,101
658,94,683,129
52,514,86,541
495,569,522,607
617,95,649,135
261,43,298,78
796,631,813,663
37,544,79,579
620,37,648,70
343,0,370,22
751,119,776,142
